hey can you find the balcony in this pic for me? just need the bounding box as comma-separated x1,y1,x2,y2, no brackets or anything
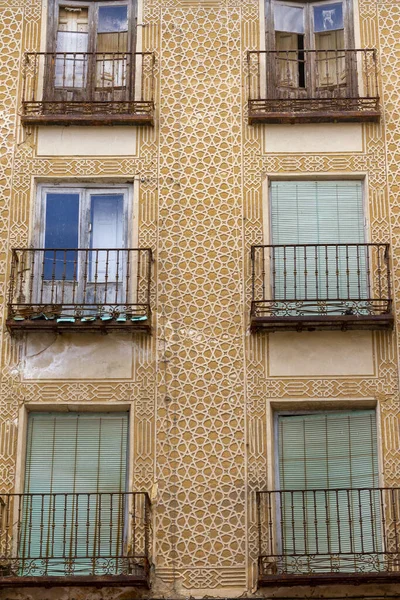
7,248,152,334
0,492,150,587
247,49,380,124
21,52,155,126
257,488,400,587
250,243,393,332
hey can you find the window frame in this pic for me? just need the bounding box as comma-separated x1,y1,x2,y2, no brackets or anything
265,0,355,51
35,183,133,250
47,0,138,56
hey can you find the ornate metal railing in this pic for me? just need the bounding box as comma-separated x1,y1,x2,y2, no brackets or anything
7,248,152,333
0,492,150,583
21,52,155,125
257,488,400,583
250,243,393,331
247,49,380,123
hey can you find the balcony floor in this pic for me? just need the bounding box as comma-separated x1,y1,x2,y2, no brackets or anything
259,571,400,588
248,99,381,125
21,101,154,126
6,314,151,335
250,313,394,332
0,574,149,588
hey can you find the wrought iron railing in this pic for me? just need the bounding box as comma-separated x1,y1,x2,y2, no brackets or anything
21,52,155,125
0,492,150,579
247,49,380,122
257,488,400,579
250,243,392,328
7,248,152,331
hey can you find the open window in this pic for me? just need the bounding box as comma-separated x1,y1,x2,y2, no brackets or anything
266,0,355,97
46,0,137,102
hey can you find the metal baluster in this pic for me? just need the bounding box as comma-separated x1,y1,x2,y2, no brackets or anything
29,249,35,305
61,249,67,305
39,494,45,560
86,494,91,566
125,249,131,307
109,493,114,569
335,245,340,299
290,491,296,555
358,489,365,555
283,246,287,300
104,249,110,307
347,488,354,554
82,249,89,306
377,244,383,301
385,244,392,314
136,249,142,308
304,246,307,300
114,249,120,308
132,493,137,565
63,494,68,561
369,488,377,553
72,249,78,305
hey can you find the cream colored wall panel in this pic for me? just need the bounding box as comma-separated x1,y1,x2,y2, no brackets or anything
22,332,134,379
268,331,375,377
37,127,137,156
264,123,363,153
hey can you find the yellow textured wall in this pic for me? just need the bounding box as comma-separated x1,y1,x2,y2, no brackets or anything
0,0,399,597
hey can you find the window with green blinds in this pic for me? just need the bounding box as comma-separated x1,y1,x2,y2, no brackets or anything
22,412,129,575
277,410,381,572
270,181,367,306
270,181,365,246
25,412,128,494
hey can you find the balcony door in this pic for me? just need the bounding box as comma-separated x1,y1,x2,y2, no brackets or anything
22,412,128,575
268,0,356,100
277,410,382,573
269,180,368,315
38,186,129,318
45,0,136,104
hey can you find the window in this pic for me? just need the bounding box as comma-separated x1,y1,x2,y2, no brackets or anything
34,184,130,316
269,180,367,312
46,0,137,99
23,412,129,575
276,410,381,573
266,0,355,94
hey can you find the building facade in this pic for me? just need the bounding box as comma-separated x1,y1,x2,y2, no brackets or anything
0,0,400,598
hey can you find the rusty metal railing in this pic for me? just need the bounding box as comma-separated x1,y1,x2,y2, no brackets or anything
0,492,150,579
251,243,392,322
247,49,380,122
7,248,152,331
257,488,400,578
21,52,155,125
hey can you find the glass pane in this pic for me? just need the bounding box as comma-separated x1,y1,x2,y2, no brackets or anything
313,2,343,32
274,3,304,34
56,7,89,88
44,193,79,280
98,5,128,33
90,194,124,282
96,6,128,86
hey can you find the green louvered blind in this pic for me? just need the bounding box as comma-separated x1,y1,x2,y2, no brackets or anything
23,412,128,575
277,411,381,572
270,181,367,302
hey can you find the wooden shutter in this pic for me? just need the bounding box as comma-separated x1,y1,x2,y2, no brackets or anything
277,410,381,570
23,412,128,575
